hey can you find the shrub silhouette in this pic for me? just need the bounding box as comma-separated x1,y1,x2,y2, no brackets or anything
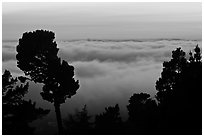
127,93,150,121
155,45,202,134
95,104,122,134
64,105,93,134
126,93,158,134
2,70,50,135
16,30,80,134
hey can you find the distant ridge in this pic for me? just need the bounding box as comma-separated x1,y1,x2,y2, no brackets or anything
58,38,201,43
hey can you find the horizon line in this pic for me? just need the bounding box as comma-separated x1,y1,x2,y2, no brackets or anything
2,38,202,43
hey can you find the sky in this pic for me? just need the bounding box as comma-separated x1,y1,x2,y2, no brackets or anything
2,2,202,40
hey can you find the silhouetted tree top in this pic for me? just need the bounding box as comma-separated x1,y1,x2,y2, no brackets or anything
155,47,188,104
3,69,29,106
155,45,202,105
2,70,50,135
128,93,150,106
127,93,152,121
16,30,80,104
95,104,122,131
64,105,92,134
126,93,159,134
94,104,123,134
76,105,92,124
96,104,121,123
65,105,92,125
16,30,58,83
191,45,202,63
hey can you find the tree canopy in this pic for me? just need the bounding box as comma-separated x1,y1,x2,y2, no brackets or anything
155,45,202,134
16,30,80,105
2,70,50,135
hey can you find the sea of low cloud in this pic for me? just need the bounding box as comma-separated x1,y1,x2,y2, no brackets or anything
2,39,201,134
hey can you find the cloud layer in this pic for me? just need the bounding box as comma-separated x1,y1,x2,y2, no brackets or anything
2,39,201,118
58,40,200,64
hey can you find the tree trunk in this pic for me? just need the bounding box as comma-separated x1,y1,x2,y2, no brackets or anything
54,102,63,134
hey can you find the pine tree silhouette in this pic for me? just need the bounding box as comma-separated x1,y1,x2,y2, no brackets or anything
2,70,50,135
155,45,202,134
16,30,80,134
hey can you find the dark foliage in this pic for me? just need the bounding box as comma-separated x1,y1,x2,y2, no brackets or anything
94,104,123,134
64,105,93,134
16,30,80,104
16,30,80,134
2,70,50,135
127,93,151,122
126,93,159,134
155,45,202,134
